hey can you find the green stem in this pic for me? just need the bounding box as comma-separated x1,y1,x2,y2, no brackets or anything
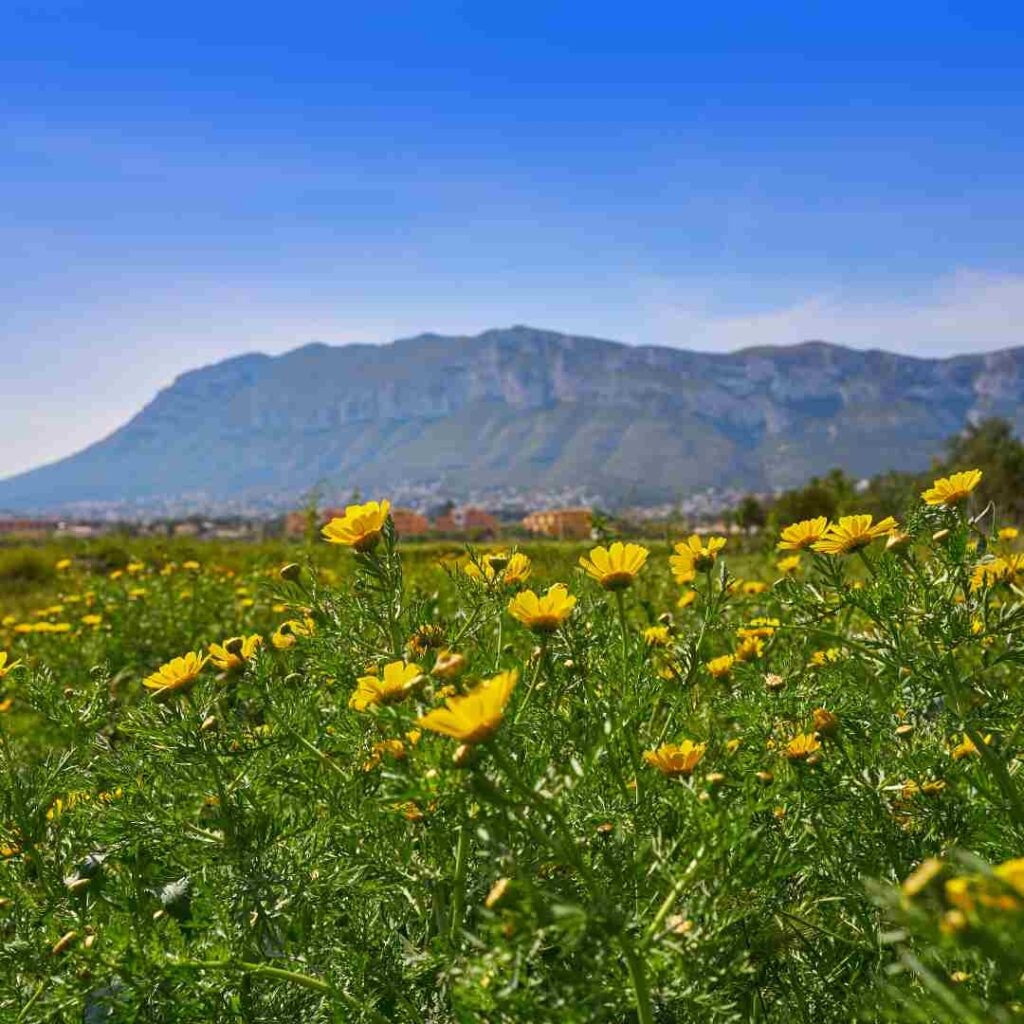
513,642,548,724
0,722,48,889
169,958,391,1024
449,818,470,944
942,659,1024,828
614,589,630,674
620,938,656,1024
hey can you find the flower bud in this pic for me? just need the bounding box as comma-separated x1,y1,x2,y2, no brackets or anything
452,743,478,769
812,707,839,737
485,877,512,908
432,651,466,680
895,724,914,740
51,931,78,955
886,531,911,553
279,562,302,582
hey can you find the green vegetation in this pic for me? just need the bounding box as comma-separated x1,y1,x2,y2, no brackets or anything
0,487,1022,1021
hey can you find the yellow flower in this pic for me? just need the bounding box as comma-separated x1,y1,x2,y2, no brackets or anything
810,647,842,667
143,652,208,695
271,617,314,649
643,625,671,647
677,589,697,609
670,535,726,582
951,732,991,760
741,580,768,596
362,730,421,771
416,670,518,744
945,857,1024,913
812,707,839,737
0,652,22,678
208,634,263,672
80,614,103,627
407,623,446,656
734,636,764,662
350,660,423,711
999,526,1019,541
776,555,801,575
901,858,945,898
465,551,532,585
737,617,779,640
322,500,391,551
777,517,829,552
508,584,576,634
55,558,72,571
812,515,898,555
643,740,707,777
921,469,982,506
971,554,1024,590
578,542,649,590
784,732,821,761
705,654,735,680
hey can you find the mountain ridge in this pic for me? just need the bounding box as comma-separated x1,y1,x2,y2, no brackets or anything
4,326,1023,513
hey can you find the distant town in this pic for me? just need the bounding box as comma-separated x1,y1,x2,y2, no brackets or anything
0,484,773,542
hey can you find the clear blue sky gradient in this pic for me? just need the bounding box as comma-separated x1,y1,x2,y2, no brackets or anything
3,2,1024,476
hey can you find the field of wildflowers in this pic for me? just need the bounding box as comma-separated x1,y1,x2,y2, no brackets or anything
1,472,1023,1022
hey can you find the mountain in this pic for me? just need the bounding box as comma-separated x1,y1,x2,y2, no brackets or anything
3,326,1024,513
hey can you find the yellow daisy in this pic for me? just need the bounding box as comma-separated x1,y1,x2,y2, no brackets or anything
670,535,726,582
350,660,423,711
578,542,649,590
812,515,898,555
705,653,735,680
776,555,801,575
0,652,23,678
507,584,576,634
643,625,671,647
416,670,518,744
465,551,532,585
322,500,391,551
143,652,209,695
208,634,263,672
921,469,982,506
777,516,829,551
783,732,821,761
643,740,707,777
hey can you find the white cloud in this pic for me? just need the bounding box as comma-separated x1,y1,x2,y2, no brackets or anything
646,268,1024,356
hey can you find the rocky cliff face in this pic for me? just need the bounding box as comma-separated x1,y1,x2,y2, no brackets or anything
2,326,1022,511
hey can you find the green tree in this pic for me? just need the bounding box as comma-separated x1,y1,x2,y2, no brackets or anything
734,494,766,532
768,469,854,531
942,417,1024,522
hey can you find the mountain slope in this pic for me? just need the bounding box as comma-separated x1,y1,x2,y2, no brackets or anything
3,326,1023,511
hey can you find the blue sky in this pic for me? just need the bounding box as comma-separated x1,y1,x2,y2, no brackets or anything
3,1,1024,477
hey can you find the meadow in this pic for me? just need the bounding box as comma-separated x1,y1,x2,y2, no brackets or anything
1,473,1023,1022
